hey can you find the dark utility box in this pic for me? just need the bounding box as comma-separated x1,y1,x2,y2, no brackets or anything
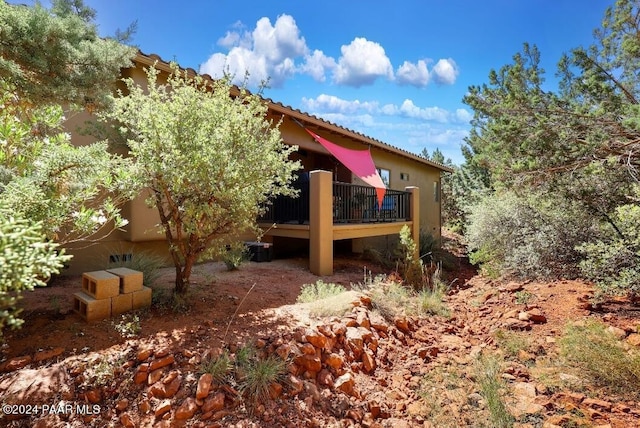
245,242,273,262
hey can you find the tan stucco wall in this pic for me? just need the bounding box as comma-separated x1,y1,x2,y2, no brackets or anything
60,60,444,275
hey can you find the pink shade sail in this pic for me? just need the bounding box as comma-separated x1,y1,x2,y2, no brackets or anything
305,128,386,208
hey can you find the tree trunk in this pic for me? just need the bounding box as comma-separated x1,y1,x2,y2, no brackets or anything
174,254,196,295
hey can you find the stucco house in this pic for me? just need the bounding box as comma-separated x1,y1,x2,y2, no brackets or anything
64,51,452,275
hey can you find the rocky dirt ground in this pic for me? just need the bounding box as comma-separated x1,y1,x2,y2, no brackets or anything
1,234,640,427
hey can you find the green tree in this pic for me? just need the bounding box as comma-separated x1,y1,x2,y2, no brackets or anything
0,0,137,245
0,0,136,332
0,0,135,108
461,1,640,289
103,65,300,294
0,201,71,334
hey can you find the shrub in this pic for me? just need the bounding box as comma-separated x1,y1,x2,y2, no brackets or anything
397,225,426,290
297,280,347,303
222,242,250,271
199,351,233,384
417,286,450,318
234,344,286,406
559,320,640,397
466,191,595,280
368,279,413,321
106,247,164,286
577,199,640,297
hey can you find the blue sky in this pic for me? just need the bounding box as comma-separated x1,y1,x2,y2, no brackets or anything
24,1,614,164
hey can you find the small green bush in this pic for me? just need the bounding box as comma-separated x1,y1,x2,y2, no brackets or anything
417,286,450,318
233,344,286,406
238,354,286,405
297,280,347,303
199,351,233,384
397,225,425,290
222,242,250,271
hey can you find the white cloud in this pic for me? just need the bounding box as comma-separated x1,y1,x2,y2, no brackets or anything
200,14,308,87
396,60,430,87
200,15,460,90
301,94,378,114
432,58,459,85
300,50,337,82
398,99,450,123
333,37,394,87
303,95,461,124
455,108,473,123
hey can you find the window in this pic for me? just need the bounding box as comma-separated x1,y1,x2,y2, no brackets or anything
376,167,390,188
434,181,440,202
400,172,410,181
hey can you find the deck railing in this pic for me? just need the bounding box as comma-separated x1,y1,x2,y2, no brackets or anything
258,181,410,224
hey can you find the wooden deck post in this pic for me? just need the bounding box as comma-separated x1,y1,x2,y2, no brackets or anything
309,170,333,275
405,186,420,260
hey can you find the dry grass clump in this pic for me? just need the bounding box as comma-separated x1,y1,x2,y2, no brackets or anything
559,320,640,397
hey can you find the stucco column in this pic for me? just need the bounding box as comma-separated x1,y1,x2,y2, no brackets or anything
405,186,420,260
309,170,333,275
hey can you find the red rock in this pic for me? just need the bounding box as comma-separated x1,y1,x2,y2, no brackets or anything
137,349,153,361
0,355,32,372
526,308,547,324
175,397,198,420
154,348,171,358
356,311,371,329
149,355,175,371
275,343,292,359
147,368,164,385
317,369,334,387
331,322,347,336
139,400,151,414
324,352,344,369
163,375,182,398
84,389,102,404
33,347,64,363
334,372,357,397
626,333,640,346
583,398,612,411
317,324,335,338
154,400,172,418
299,343,316,355
255,338,267,348
362,350,376,373
196,373,213,399
360,295,372,307
394,317,411,333
148,381,166,398
119,413,136,428
306,329,328,349
503,318,532,331
288,374,304,395
134,370,147,385
294,354,322,373
202,392,226,413
116,398,129,411
268,382,283,399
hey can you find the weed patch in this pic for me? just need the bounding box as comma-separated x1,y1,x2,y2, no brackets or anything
559,320,640,397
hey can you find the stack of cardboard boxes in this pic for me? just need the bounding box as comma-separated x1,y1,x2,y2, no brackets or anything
72,268,152,322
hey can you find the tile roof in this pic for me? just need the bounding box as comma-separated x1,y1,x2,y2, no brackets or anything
133,51,453,173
